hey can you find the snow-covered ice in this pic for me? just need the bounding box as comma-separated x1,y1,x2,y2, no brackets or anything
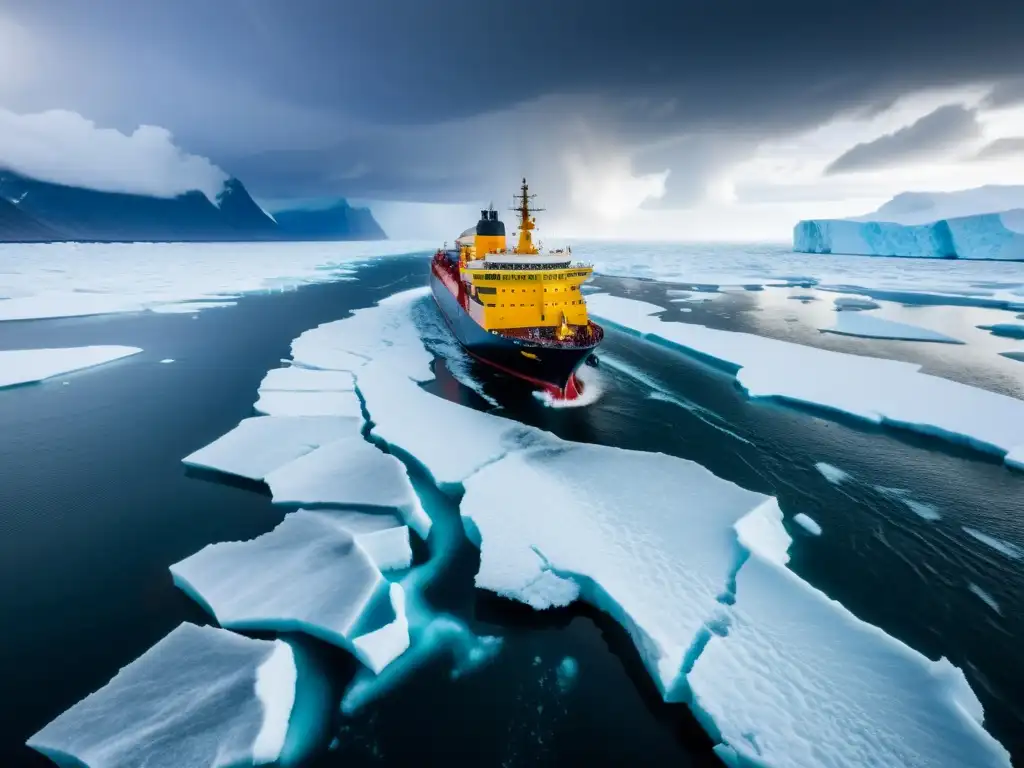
259,367,355,392
0,345,142,388
263,436,430,536
181,415,362,481
461,441,778,700
688,554,1012,768
323,509,412,571
170,510,409,672
352,584,411,675
0,240,431,321
962,527,1022,560
253,389,364,418
587,293,1024,469
27,623,296,768
824,312,963,343
793,513,822,535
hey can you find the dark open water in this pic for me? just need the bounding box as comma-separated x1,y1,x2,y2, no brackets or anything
1,254,1021,766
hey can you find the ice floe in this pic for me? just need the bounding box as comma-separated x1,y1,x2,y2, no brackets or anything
1000,350,1024,363
587,293,1024,469
182,415,362,481
263,436,430,536
793,513,822,535
688,553,1012,768
824,312,963,344
0,345,142,388
0,240,431,321
461,441,778,699
171,510,410,672
27,622,296,768
259,367,355,392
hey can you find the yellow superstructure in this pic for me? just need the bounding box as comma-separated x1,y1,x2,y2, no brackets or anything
460,179,593,332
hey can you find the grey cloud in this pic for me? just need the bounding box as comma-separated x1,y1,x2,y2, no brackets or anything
3,0,1024,203
973,137,1024,161
825,105,981,175
983,78,1024,109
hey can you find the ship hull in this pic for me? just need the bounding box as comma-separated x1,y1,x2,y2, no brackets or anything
429,265,597,398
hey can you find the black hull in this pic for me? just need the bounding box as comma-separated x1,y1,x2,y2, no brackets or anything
430,268,598,392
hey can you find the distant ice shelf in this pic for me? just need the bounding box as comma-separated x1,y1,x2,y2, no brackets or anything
0,345,142,388
794,210,1024,261
587,293,1024,471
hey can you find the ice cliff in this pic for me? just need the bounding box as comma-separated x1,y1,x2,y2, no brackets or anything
794,186,1024,260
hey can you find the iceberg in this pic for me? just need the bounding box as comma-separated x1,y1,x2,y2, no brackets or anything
181,415,362,481
0,345,142,388
27,623,296,768
460,441,778,699
263,436,430,536
688,554,1012,768
170,512,408,672
823,312,963,343
587,294,1024,470
794,210,1024,261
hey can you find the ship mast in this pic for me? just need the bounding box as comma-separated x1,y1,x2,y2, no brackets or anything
512,177,544,255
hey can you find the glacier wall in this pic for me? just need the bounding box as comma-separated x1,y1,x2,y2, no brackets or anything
794,210,1024,261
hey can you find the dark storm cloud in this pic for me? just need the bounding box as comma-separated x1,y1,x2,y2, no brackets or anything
973,137,1024,161
4,0,1024,202
825,105,981,175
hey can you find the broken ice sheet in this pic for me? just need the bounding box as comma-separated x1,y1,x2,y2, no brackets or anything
171,510,410,673
460,441,778,701
181,415,362,481
0,346,142,388
28,623,296,768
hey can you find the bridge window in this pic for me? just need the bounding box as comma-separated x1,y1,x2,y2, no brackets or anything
477,286,496,294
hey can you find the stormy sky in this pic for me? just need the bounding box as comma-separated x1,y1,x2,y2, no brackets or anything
1,0,1023,239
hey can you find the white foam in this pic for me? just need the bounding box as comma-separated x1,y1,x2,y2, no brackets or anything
688,554,1012,768
962,527,1022,560
0,345,142,388
815,462,850,485
824,312,963,344
588,294,1024,469
532,364,604,409
461,442,775,700
877,486,942,521
793,513,823,536
352,583,411,674
0,240,432,322
27,623,296,768
171,511,388,654
968,583,1002,615
263,436,430,537
181,415,361,481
